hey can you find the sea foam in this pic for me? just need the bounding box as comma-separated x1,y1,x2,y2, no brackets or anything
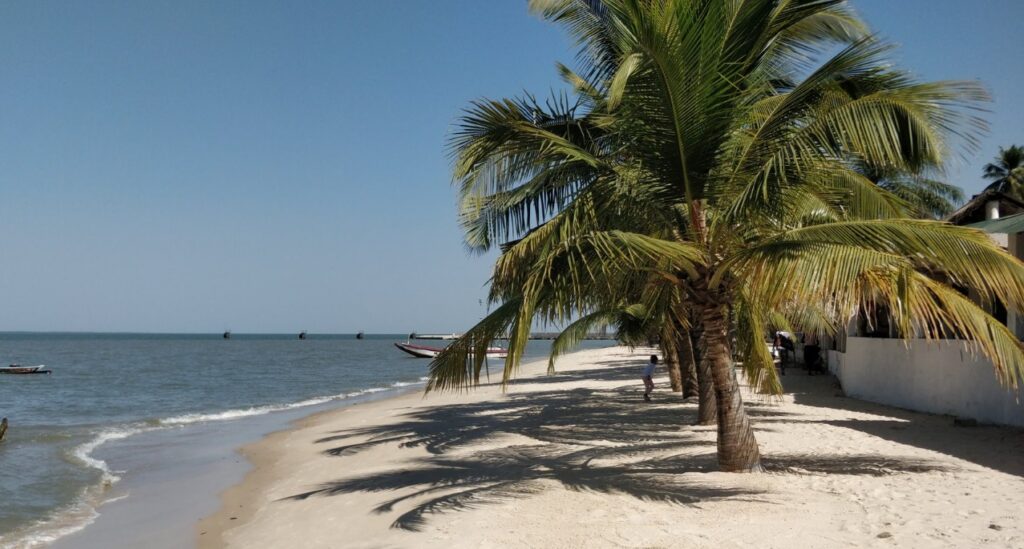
158,381,423,426
4,378,428,549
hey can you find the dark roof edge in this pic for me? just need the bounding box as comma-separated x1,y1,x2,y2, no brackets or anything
946,189,1024,225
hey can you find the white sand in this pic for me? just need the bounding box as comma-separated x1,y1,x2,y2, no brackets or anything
200,346,1024,548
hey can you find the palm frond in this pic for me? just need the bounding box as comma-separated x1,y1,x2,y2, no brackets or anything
426,298,524,392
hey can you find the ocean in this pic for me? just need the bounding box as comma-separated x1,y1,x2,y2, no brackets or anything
0,333,612,548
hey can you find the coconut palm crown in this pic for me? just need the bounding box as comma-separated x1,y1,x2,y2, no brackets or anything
430,0,1023,473
983,145,1024,198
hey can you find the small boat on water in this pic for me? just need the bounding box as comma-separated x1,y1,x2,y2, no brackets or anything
394,342,508,359
1,364,52,375
408,333,461,340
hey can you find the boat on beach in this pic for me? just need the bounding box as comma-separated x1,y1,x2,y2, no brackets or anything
1,364,52,375
393,342,508,359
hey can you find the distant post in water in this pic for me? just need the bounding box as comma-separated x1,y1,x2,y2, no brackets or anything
0,418,8,442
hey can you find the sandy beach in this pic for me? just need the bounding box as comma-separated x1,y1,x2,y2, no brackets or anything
199,346,1024,548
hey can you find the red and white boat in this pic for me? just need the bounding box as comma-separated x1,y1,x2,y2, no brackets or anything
393,342,508,359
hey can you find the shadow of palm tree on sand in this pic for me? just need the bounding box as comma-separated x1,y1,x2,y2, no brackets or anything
283,363,954,530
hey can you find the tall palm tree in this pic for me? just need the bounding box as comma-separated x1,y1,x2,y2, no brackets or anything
431,0,1022,473
983,145,1024,197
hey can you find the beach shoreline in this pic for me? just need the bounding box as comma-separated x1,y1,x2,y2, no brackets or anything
197,347,636,547
0,333,471,549
196,352,571,547
39,384,427,549
198,345,1024,549
195,391,423,548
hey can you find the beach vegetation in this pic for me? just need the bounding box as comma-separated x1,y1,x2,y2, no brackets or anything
430,0,1024,473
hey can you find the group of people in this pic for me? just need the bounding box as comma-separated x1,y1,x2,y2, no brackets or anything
772,331,823,376
640,330,825,400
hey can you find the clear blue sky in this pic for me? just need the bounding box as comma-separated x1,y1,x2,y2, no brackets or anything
0,1,1020,333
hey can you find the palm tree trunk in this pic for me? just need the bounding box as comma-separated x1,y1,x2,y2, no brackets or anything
660,334,683,392
701,304,762,472
665,347,683,392
695,329,717,425
677,330,699,399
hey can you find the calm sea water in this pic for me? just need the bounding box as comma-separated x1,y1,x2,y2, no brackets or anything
0,333,609,547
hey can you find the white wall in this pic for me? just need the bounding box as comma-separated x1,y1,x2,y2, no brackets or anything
829,337,1024,427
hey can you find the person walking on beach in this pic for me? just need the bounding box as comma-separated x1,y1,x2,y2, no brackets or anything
642,355,658,401
772,331,786,376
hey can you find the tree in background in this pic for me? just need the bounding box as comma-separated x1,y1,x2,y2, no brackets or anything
983,145,1024,198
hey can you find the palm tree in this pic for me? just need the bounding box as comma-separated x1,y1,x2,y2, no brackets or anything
983,145,1024,197
861,166,964,219
545,287,712,420
431,0,1023,473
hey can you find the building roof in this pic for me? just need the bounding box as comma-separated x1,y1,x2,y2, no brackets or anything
947,189,1024,225
965,212,1024,235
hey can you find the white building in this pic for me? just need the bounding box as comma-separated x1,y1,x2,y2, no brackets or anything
825,191,1024,427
